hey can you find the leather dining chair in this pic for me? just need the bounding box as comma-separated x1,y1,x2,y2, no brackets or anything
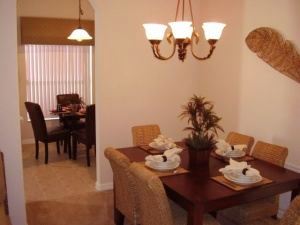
131,124,161,146
218,141,288,225
56,93,81,106
104,147,139,225
129,162,220,225
0,152,11,225
225,131,255,155
72,104,95,166
25,102,71,164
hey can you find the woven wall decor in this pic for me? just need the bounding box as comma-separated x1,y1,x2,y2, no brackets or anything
245,27,300,83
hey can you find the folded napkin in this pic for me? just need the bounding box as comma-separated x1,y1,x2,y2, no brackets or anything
219,158,260,177
216,139,247,155
151,135,176,149
145,147,182,163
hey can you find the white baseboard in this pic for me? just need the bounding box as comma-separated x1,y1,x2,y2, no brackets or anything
22,138,34,145
95,181,113,191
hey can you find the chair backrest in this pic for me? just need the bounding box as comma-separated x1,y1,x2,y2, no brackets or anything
252,141,288,167
56,94,80,106
131,124,161,146
85,104,95,146
280,195,300,225
225,131,255,155
24,102,47,141
104,147,138,224
129,163,173,225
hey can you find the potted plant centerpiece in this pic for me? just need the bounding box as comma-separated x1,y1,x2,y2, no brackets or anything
180,95,224,167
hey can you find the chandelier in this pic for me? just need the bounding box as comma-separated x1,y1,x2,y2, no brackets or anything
68,0,93,42
143,0,226,62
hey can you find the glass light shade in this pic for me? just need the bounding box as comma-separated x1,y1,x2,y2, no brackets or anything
202,22,226,40
143,23,167,40
68,28,93,42
168,21,193,39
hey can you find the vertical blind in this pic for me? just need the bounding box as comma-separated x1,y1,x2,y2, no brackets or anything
25,44,93,119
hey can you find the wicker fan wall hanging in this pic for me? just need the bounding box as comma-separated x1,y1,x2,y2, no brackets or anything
245,27,300,83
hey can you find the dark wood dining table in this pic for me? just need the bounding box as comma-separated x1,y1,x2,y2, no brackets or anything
50,109,86,129
117,144,300,225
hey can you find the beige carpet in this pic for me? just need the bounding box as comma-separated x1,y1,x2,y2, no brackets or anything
22,143,115,225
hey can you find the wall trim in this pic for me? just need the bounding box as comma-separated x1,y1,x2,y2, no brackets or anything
21,138,34,145
285,162,300,173
95,181,113,191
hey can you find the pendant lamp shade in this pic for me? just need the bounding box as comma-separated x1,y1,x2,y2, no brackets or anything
68,0,93,42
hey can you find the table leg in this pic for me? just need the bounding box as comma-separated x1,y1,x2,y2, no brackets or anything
187,205,203,225
114,208,124,225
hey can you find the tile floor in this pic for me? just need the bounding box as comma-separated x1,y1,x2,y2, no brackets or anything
22,143,115,225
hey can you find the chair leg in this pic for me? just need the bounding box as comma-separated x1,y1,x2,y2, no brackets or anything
72,136,77,160
67,136,72,159
45,142,48,164
35,140,39,159
86,145,91,167
56,141,60,154
63,139,67,153
114,208,125,225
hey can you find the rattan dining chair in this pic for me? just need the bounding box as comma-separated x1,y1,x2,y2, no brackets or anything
225,131,255,155
243,195,300,225
129,162,220,225
104,147,138,225
218,141,288,225
131,124,161,146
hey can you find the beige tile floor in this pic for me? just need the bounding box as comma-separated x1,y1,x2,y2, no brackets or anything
22,143,115,225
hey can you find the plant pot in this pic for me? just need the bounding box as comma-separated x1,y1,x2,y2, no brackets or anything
188,148,212,168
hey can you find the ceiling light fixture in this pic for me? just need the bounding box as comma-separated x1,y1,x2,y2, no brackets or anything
68,0,92,42
143,0,226,62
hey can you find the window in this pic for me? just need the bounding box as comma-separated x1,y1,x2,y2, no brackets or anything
25,44,93,119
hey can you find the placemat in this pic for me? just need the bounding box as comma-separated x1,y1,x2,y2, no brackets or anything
138,145,164,155
211,175,273,191
211,151,255,162
137,162,189,177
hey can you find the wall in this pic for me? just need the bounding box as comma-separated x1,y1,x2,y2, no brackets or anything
17,0,94,142
0,0,27,224
239,0,300,215
91,0,244,189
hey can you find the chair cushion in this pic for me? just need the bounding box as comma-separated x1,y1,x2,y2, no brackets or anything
218,196,278,224
47,126,69,142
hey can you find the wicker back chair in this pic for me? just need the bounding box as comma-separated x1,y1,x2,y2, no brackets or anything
218,141,288,225
131,124,161,146
243,195,300,225
104,147,138,225
225,132,255,155
129,163,220,225
252,141,288,167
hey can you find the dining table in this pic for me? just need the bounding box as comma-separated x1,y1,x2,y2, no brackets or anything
50,107,86,130
117,144,300,225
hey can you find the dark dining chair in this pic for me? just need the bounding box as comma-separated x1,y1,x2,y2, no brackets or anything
72,104,95,166
25,102,71,164
56,93,81,106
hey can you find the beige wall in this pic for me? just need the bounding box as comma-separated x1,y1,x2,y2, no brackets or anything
0,0,27,224
91,0,244,188
239,0,300,168
17,0,94,141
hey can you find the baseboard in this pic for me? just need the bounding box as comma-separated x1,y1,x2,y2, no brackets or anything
21,138,34,145
95,181,113,191
285,162,300,172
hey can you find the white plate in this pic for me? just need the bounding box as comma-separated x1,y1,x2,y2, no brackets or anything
145,161,180,171
224,174,262,185
215,149,246,158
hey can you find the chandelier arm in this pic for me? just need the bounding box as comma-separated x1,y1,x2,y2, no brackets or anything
150,42,177,60
182,0,185,21
175,0,181,21
188,0,195,26
190,38,217,60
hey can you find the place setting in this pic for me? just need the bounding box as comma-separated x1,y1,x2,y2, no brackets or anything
211,139,254,162
212,158,272,191
139,134,178,154
139,146,189,177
